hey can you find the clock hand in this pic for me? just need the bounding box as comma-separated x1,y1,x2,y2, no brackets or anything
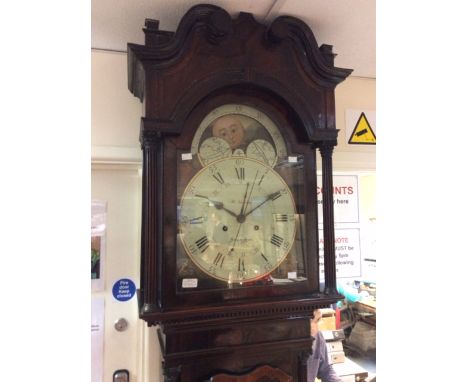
244,171,258,214
229,183,250,253
243,190,282,218
236,173,259,223
194,194,238,219
229,222,243,255
239,183,250,216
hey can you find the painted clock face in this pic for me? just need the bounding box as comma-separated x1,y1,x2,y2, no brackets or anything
179,157,296,283
191,104,287,167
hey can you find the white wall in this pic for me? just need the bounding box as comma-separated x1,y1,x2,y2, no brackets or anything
92,50,159,382
91,165,145,381
92,50,142,164
91,49,376,382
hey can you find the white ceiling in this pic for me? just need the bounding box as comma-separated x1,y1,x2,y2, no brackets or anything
92,0,375,78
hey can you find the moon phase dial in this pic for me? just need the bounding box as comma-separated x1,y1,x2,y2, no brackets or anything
191,104,288,168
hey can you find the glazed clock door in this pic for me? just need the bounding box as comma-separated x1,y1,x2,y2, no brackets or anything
165,99,318,306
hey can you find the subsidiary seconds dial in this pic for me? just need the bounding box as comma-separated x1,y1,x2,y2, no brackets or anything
179,157,296,283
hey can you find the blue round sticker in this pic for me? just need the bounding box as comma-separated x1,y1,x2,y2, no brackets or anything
112,278,136,302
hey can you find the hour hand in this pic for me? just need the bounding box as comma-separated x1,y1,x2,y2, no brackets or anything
194,194,238,218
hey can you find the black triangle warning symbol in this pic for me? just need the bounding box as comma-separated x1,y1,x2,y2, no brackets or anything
348,112,376,145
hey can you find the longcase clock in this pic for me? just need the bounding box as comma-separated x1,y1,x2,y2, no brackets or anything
127,4,352,381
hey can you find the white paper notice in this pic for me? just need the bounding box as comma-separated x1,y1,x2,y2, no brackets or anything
182,278,198,288
288,272,297,279
91,297,105,382
318,228,362,279
317,175,359,224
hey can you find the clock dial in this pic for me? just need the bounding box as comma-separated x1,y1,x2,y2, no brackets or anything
191,104,287,168
179,157,296,283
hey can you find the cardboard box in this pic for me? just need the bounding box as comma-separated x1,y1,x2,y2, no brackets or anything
318,308,336,331
318,316,336,331
347,321,376,353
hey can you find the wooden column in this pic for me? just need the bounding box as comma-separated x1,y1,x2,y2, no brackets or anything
319,142,338,295
140,127,163,313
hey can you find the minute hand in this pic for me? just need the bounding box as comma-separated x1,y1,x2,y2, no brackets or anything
243,190,282,218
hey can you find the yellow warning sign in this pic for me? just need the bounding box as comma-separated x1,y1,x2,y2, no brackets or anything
348,112,376,145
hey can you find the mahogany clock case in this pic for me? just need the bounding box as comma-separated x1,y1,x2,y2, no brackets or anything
128,0,351,338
